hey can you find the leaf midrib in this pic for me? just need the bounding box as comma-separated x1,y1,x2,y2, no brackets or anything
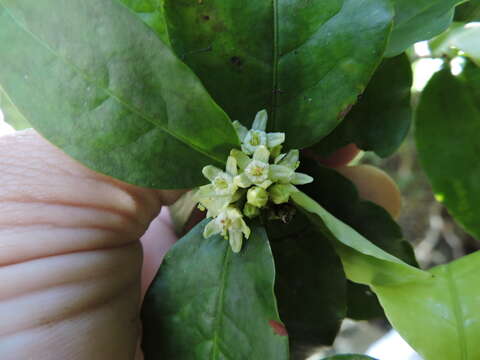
444,266,468,360
211,246,231,359
0,2,225,165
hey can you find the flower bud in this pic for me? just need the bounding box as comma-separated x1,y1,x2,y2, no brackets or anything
243,203,260,219
247,186,269,208
269,183,297,204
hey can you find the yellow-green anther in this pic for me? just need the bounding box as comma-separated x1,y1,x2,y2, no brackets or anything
243,203,260,219
247,186,269,208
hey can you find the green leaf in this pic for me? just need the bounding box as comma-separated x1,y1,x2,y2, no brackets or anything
299,160,417,319
430,22,480,66
117,0,171,45
164,0,393,148
313,54,413,158
416,65,480,240
0,0,238,189
373,251,480,360
322,355,378,360
386,0,463,56
269,212,347,348
0,86,29,130
142,220,289,360
454,1,480,22
291,191,429,286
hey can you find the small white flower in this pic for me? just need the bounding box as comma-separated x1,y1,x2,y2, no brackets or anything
203,206,251,253
269,149,313,185
235,145,271,187
202,156,238,196
233,110,285,155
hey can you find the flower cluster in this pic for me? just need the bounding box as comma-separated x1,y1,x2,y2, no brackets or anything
196,110,313,253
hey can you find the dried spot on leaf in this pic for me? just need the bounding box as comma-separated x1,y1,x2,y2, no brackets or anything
201,15,210,21
268,320,288,336
230,56,243,67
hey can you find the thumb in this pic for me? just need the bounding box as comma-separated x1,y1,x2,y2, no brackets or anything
0,130,181,359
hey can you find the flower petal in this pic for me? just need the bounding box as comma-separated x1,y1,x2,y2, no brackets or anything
267,132,285,148
229,230,243,253
203,219,222,238
234,173,253,188
291,172,314,185
253,145,270,163
252,109,268,131
230,149,251,170
279,149,299,169
269,164,294,183
202,165,223,182
226,156,238,176
233,120,248,141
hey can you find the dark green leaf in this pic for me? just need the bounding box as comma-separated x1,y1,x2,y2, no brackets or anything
0,86,29,130
164,0,393,148
454,1,480,22
386,0,463,56
416,65,480,240
0,0,238,188
118,0,171,45
142,220,289,360
269,212,346,348
299,160,417,319
322,355,378,360
373,251,480,360
313,54,413,158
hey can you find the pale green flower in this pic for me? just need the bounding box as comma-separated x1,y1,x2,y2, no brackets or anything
233,110,285,155
234,146,273,188
203,206,251,253
243,203,260,218
269,149,313,185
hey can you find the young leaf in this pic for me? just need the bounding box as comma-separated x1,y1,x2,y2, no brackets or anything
269,212,347,349
118,0,171,45
430,23,480,66
416,65,480,240
386,0,464,56
142,220,289,360
291,191,429,286
313,54,413,158
0,86,29,130
298,161,418,319
164,0,393,148
0,0,238,189
373,251,480,360
322,355,378,360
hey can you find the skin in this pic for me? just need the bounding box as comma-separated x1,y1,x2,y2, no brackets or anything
0,131,401,359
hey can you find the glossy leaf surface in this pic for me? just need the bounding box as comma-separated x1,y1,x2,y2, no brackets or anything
386,0,463,56
0,0,238,188
430,23,480,66
416,65,480,239
118,0,170,45
313,54,412,158
0,86,29,130
164,0,393,148
299,160,417,319
142,220,289,360
292,191,429,286
322,355,378,360
374,251,480,360
270,212,346,348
